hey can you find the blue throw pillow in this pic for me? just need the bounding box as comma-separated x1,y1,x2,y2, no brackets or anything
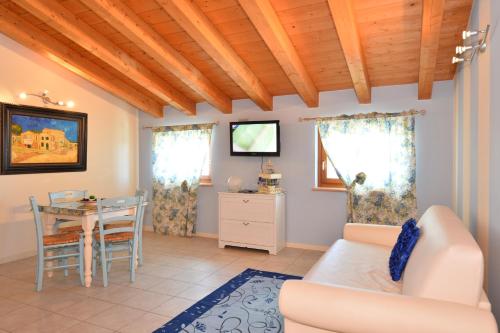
389,218,420,281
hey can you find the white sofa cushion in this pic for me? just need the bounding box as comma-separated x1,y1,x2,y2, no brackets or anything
304,239,402,294
402,206,484,306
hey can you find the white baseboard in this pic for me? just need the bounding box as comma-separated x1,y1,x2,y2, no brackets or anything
0,250,37,265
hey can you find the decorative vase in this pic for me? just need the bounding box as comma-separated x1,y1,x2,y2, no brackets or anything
227,176,243,192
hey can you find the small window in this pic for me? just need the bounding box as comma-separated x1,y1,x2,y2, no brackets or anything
317,131,344,189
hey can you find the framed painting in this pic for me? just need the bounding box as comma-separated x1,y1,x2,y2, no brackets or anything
1,103,87,174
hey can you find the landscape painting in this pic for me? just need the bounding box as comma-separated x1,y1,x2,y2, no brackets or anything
11,115,79,164
1,103,87,174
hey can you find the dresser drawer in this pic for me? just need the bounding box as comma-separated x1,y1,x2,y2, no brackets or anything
220,219,274,246
219,197,274,223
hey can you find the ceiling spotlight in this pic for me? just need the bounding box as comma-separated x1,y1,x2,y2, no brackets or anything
19,92,27,100
456,45,473,54
66,100,75,108
452,56,465,64
462,27,488,40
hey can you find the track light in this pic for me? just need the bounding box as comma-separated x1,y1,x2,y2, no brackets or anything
18,90,75,108
452,57,465,64
456,45,473,55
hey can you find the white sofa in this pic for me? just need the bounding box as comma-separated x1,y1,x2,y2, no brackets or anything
279,206,498,333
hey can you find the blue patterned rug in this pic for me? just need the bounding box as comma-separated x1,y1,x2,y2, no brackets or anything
153,268,301,333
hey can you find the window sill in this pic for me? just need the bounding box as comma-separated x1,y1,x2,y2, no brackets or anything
312,186,347,193
199,182,213,187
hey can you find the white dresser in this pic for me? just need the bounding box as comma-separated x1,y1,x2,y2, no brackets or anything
218,192,285,255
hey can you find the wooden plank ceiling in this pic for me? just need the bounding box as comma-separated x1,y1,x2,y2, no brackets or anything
0,0,472,117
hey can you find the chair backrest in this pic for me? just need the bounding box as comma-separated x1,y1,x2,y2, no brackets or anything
402,206,484,306
135,189,148,229
49,190,88,204
96,195,144,239
29,196,44,251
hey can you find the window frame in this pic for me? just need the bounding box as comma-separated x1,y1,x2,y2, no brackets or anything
200,136,213,186
317,132,344,189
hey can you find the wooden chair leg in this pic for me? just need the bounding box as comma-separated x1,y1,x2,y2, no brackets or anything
100,244,109,287
107,248,112,273
138,229,143,266
130,240,137,283
63,248,69,277
36,253,44,292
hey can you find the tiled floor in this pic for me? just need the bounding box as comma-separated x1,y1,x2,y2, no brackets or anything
0,232,322,333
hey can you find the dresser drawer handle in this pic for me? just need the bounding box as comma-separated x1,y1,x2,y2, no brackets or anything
243,222,250,226
242,199,249,203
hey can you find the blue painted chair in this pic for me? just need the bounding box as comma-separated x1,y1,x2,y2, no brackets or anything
48,190,88,234
30,196,84,291
102,190,147,267
92,195,144,287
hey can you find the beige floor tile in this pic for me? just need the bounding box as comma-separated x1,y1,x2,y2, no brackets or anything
118,312,170,333
169,269,212,283
116,273,166,290
120,290,172,311
151,297,195,317
141,264,186,279
64,322,114,333
0,297,25,314
55,297,115,321
0,305,50,331
177,285,217,301
13,313,80,333
85,304,146,331
147,278,193,296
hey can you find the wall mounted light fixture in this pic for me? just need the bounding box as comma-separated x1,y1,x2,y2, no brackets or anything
453,24,490,64
18,90,75,108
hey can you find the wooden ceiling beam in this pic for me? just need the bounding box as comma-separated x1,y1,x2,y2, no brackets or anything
80,0,232,114
418,0,446,100
157,0,273,111
327,0,371,104
0,4,163,118
238,0,318,108
16,0,196,115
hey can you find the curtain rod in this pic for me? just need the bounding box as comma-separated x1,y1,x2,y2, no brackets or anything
142,121,219,130
298,109,426,122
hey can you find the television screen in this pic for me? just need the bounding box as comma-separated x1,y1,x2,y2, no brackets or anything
230,120,280,156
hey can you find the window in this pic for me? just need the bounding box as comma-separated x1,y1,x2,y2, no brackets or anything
200,136,212,186
317,130,344,189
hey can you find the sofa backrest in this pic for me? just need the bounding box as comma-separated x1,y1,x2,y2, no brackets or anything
402,206,484,306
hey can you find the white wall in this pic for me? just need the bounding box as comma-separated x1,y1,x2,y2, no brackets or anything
453,0,500,321
139,81,454,247
0,34,140,263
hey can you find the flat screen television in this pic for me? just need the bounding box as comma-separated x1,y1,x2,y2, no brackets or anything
230,120,280,156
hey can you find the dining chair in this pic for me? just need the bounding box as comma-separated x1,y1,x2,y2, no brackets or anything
48,190,88,234
30,196,84,291
103,190,147,267
92,194,144,287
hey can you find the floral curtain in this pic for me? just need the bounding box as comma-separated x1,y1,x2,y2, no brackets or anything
152,124,213,236
317,112,417,225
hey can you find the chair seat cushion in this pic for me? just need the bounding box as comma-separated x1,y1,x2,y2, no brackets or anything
95,232,134,242
304,239,402,294
43,233,80,246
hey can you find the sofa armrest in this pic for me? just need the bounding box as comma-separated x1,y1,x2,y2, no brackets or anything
279,280,498,333
343,223,401,247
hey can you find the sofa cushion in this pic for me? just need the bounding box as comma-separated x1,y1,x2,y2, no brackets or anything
389,218,420,281
304,239,402,294
402,206,484,306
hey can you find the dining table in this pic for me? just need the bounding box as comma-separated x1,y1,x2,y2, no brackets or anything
39,200,144,287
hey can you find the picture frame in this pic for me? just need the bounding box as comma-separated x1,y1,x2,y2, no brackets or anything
1,103,87,175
